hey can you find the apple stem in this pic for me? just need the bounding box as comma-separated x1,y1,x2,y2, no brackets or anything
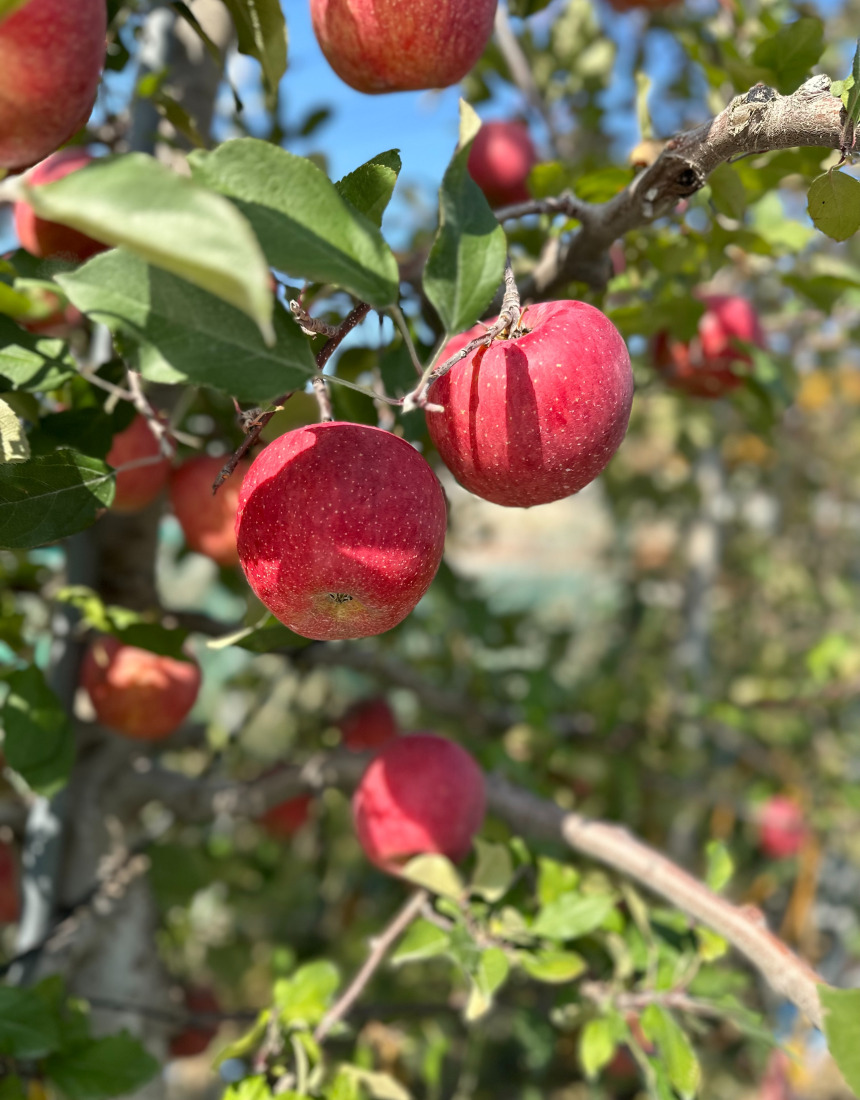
312,374,334,422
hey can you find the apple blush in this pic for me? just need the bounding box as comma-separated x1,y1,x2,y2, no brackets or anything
427,300,633,507
170,454,250,567
15,149,108,262
467,120,538,207
235,422,447,641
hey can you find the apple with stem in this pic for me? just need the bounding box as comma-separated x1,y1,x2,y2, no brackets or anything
339,697,399,752
80,636,201,741
107,413,172,514
0,0,106,171
235,422,447,641
468,120,538,207
653,294,765,398
427,300,634,507
352,734,486,871
170,454,251,567
309,0,497,94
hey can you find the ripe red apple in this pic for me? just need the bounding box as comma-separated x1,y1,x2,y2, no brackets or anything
467,120,538,207
235,422,448,641
0,0,106,172
309,0,496,94
353,734,486,871
757,796,808,859
0,842,21,925
170,454,250,567
427,300,634,508
107,413,171,514
80,636,202,741
260,794,313,839
653,294,765,398
339,697,399,752
169,987,220,1059
15,149,109,262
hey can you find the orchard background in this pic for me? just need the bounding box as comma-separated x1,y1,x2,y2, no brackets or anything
1,0,860,1098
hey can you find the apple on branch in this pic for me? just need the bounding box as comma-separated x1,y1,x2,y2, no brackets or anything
427,301,634,507
170,454,251,567
14,149,109,262
757,795,808,860
0,0,106,171
107,413,172,514
339,697,399,752
468,120,538,207
235,422,447,641
352,734,486,871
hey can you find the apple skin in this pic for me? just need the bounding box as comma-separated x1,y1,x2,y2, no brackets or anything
169,987,220,1059
0,842,20,925
80,636,201,741
15,149,108,262
339,697,399,752
352,734,486,871
235,422,448,641
170,455,251,567
758,796,807,859
309,0,496,94
0,0,106,172
260,794,313,839
106,414,171,514
427,300,634,508
653,294,765,399
467,121,538,207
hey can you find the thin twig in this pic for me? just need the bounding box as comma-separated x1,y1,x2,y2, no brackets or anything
290,300,340,338
312,375,334,422
387,305,425,377
313,889,429,1043
493,191,592,223
126,369,174,459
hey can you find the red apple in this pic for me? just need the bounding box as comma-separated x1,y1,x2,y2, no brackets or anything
0,842,20,925
15,149,109,262
426,300,634,507
467,120,538,207
169,987,220,1059
260,794,313,839
352,734,486,871
170,454,250,567
235,422,448,641
653,294,765,399
309,0,496,94
757,796,808,859
80,635,201,741
17,291,83,335
339,697,399,752
0,0,106,172
107,413,171,514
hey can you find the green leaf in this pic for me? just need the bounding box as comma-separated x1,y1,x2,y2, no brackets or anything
531,893,616,941
844,39,860,126
221,0,287,94
0,315,77,391
751,18,824,94
0,665,75,795
704,840,734,893
579,1018,615,1080
336,150,402,228
0,450,114,549
189,139,400,308
274,960,339,1026
470,839,514,902
400,854,464,900
519,948,586,984
224,1080,273,1100
641,1005,701,1099
25,154,274,341
820,986,860,1096
55,586,190,660
0,1077,26,1100
391,919,451,964
696,927,728,962
58,251,316,404
339,1068,411,1100
0,0,28,20
537,857,580,906
707,164,747,220
807,172,860,242
465,947,509,1021
0,986,61,1058
0,396,28,462
423,101,507,334
47,1034,160,1100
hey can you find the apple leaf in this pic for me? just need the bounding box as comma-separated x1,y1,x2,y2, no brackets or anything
46,1033,159,1100
579,1018,615,1080
391,919,451,965
704,839,734,892
641,1005,701,1099
423,102,507,335
0,316,77,391
0,986,61,1058
336,150,402,228
55,586,190,660
0,666,75,796
519,948,586,984
220,0,287,95
189,139,400,307
400,854,464,900
464,947,509,1021
832,39,860,126
0,397,29,463
531,892,615,941
58,251,316,404
470,839,514,902
0,450,114,549
751,17,824,94
807,171,860,242
23,154,274,342
820,986,860,1096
